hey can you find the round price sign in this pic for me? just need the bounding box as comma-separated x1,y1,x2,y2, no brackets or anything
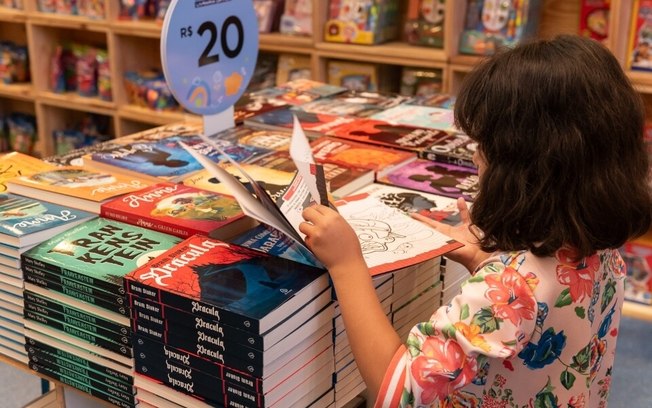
161,0,259,116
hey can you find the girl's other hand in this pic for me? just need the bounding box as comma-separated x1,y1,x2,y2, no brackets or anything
411,197,491,273
300,205,365,274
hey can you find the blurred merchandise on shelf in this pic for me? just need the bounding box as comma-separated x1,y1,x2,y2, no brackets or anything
405,0,445,48
37,0,106,19
247,52,279,92
628,0,652,71
579,0,610,42
52,114,112,156
124,70,180,111
50,43,111,100
406,92,455,108
280,0,313,36
0,0,21,9
253,0,285,33
118,0,169,21
276,53,312,85
400,67,443,96
0,111,36,154
324,0,400,45
459,0,543,56
621,235,652,305
0,41,29,84
328,59,399,93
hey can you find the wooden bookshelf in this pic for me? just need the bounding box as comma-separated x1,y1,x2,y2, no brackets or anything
0,0,643,157
623,301,652,322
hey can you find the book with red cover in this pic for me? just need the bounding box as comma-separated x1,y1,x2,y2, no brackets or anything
125,235,329,335
101,182,257,240
310,136,416,178
326,117,452,152
377,158,479,202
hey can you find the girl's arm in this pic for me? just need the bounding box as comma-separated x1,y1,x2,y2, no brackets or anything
300,205,402,400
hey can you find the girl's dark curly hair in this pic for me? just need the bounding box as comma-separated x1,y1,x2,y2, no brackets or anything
455,35,652,259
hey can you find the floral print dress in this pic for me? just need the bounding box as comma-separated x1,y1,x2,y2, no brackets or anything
375,248,625,408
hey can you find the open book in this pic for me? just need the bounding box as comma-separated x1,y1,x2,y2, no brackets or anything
180,118,462,276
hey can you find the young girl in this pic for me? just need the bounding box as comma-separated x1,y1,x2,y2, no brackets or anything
300,35,652,407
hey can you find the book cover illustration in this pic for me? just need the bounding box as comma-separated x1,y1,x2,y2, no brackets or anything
119,123,204,144
0,193,94,247
297,90,410,118
369,104,460,133
620,238,652,305
280,0,313,35
246,106,356,136
326,118,452,152
182,163,295,202
354,183,462,226
101,183,254,240
272,78,347,105
407,92,456,108
43,139,126,167
579,0,610,42
418,132,477,168
324,0,401,45
378,158,479,201
234,90,289,124
231,224,321,267
0,152,57,192
310,136,416,175
334,193,462,276
235,128,293,152
405,0,446,48
125,235,327,325
6,166,155,212
23,218,181,293
628,0,652,71
276,53,312,85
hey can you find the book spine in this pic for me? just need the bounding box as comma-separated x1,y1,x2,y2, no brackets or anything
132,319,264,373
24,300,130,346
28,349,134,395
21,254,124,295
24,290,130,337
133,334,263,390
417,150,475,169
23,272,130,317
23,309,133,358
28,362,136,408
25,336,133,384
125,279,260,334
130,296,265,351
100,207,197,239
135,359,263,408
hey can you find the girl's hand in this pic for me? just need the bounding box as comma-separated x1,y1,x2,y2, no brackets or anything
411,197,491,273
300,204,365,274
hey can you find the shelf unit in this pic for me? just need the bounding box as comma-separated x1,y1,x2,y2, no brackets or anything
0,0,649,158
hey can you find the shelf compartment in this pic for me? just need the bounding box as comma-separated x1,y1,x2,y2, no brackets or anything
118,104,199,128
26,12,108,32
0,83,34,101
38,91,116,115
260,33,313,54
0,7,26,23
111,20,163,38
628,71,652,95
316,41,447,67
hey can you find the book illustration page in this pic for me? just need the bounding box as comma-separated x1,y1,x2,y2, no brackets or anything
337,196,456,270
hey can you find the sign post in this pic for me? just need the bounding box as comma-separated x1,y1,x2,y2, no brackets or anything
160,0,259,135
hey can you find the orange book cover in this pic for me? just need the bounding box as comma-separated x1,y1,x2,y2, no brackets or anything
0,152,57,192
6,166,155,213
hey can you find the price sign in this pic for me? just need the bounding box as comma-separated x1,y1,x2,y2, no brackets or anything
161,0,259,117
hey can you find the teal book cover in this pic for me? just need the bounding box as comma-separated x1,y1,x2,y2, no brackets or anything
22,218,181,292
0,193,95,247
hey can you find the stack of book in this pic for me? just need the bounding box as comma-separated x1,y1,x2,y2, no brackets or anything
125,235,334,407
440,258,471,307
20,217,181,408
0,153,95,364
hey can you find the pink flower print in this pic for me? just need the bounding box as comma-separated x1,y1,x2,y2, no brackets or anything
485,268,536,326
556,249,600,302
568,393,586,408
410,337,478,404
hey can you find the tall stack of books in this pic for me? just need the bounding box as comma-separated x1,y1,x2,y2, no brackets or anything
125,235,334,407
440,258,471,307
20,218,181,408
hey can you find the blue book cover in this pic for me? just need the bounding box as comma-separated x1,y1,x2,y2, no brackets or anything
88,135,272,181
0,194,95,247
231,224,321,268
